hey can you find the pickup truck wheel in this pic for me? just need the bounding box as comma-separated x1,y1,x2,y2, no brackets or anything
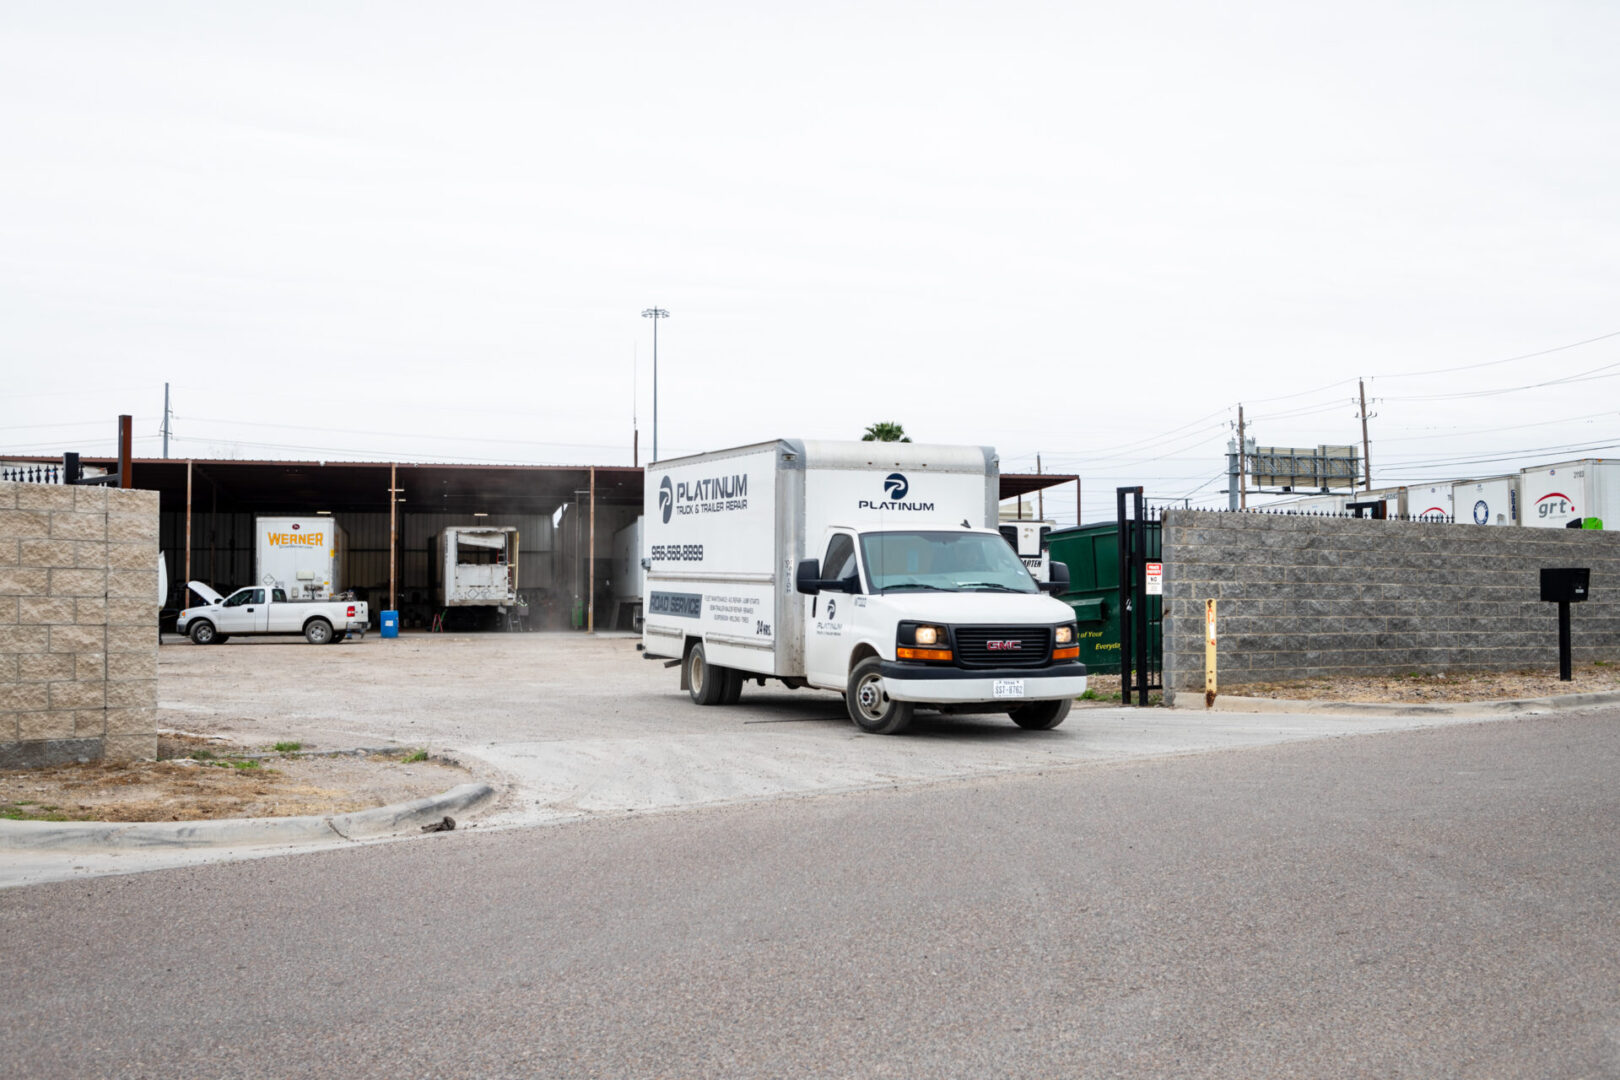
685,643,726,705
721,668,744,705
188,621,216,646
846,658,914,735
304,618,334,645
1009,698,1072,730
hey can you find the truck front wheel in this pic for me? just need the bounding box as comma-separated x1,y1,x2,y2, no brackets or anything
685,643,726,705
304,619,334,645
1009,698,1072,730
846,658,914,735
188,621,217,646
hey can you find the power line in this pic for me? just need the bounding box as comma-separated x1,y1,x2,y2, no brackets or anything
1375,327,1620,380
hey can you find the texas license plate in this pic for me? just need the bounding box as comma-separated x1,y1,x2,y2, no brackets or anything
992,680,1026,699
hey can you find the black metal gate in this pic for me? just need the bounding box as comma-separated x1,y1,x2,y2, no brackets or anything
1115,487,1163,705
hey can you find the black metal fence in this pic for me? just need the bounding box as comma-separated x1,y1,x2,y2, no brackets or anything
1,463,63,484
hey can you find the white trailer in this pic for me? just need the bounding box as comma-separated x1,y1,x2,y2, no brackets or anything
437,526,519,607
1409,483,1454,522
609,517,645,630
1452,476,1519,526
1276,493,1347,514
997,517,1054,582
255,517,346,599
1520,459,1620,529
641,439,1086,735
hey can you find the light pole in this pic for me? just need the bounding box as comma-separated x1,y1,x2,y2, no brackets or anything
641,307,669,462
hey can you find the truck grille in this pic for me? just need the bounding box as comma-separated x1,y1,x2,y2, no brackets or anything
954,626,1052,668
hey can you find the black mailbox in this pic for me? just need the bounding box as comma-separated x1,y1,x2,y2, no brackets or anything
1540,568,1590,604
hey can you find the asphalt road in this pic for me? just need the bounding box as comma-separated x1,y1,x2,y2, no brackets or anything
5,709,1618,1079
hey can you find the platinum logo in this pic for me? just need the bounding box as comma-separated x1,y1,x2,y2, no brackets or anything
659,476,674,523
860,471,934,513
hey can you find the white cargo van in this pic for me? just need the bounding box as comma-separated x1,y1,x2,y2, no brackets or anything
640,440,1086,734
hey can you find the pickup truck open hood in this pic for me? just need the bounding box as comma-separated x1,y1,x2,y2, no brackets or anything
187,581,224,605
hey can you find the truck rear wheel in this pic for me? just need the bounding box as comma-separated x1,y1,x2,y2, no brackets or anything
304,618,334,645
685,643,726,705
188,621,216,646
846,658,913,735
721,668,744,705
1009,698,1072,730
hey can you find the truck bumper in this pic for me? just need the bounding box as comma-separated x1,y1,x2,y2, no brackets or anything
878,661,1088,704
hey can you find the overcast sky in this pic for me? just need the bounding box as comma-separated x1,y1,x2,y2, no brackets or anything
3,1,1618,523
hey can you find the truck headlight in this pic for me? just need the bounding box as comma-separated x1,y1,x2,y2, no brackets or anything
897,622,952,662
1055,624,1075,645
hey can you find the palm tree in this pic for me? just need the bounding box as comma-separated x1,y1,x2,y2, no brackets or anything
861,422,911,443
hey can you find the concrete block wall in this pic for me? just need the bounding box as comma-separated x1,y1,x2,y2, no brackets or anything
1161,510,1620,702
0,481,160,767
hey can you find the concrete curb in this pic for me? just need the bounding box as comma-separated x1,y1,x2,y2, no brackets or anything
0,783,494,852
1176,689,1620,717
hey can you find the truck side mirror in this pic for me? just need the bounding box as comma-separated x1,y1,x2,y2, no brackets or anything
796,559,822,595
1040,560,1070,595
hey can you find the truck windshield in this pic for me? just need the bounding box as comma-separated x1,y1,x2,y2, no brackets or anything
860,531,1037,594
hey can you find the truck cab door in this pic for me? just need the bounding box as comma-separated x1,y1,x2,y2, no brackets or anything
804,531,861,689
216,588,269,632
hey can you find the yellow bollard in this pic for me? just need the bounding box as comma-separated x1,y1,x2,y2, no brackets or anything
1204,599,1218,709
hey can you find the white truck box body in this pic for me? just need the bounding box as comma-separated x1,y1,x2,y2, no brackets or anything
255,517,345,599
1520,459,1620,529
437,526,519,607
1452,476,1519,526
643,439,1082,713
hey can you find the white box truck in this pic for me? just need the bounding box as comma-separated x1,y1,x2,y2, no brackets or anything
640,439,1087,735
1520,459,1620,529
255,517,346,599
1452,476,1519,526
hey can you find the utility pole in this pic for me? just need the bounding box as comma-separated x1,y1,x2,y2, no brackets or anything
161,383,171,459
1358,378,1373,490
641,308,669,462
1036,454,1043,520
1237,405,1248,509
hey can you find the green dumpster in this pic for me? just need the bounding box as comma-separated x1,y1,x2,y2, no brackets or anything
1046,521,1160,675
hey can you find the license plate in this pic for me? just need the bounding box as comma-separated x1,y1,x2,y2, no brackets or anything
992,680,1026,699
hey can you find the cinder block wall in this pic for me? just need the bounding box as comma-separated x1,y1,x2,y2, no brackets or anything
0,481,160,767
1162,510,1620,703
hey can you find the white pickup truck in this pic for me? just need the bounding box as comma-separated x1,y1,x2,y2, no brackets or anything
177,582,370,645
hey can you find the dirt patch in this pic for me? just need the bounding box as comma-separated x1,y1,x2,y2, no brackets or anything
1075,664,1620,706
0,732,472,823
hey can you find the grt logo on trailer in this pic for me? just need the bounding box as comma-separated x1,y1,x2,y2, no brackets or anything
1537,492,1575,519
860,472,934,512
659,477,674,523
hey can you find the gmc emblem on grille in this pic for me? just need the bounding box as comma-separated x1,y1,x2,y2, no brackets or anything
986,640,1022,651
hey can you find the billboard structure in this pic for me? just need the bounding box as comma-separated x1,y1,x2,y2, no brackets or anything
1249,445,1361,492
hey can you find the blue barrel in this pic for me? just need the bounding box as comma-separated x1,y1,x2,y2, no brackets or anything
380,610,399,638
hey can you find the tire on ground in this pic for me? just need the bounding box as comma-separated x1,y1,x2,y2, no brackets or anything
846,657,914,735
188,621,216,646
1009,698,1072,730
685,642,727,705
304,618,334,646
721,668,744,705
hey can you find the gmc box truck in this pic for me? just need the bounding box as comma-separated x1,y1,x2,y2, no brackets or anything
640,439,1087,734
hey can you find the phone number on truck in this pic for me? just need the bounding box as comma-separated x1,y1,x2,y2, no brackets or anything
650,544,705,562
